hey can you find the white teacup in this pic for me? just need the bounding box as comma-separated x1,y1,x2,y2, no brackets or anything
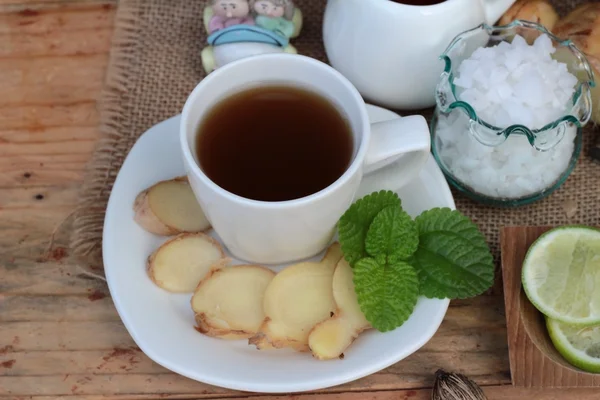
180,54,430,264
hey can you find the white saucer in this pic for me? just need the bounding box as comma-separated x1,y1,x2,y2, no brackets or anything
103,104,455,393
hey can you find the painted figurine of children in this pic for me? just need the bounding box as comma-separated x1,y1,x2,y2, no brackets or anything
250,0,295,39
209,0,255,34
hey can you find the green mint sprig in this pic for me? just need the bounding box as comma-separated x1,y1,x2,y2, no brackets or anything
410,208,494,300
337,190,401,267
365,206,419,265
354,258,419,333
337,190,494,332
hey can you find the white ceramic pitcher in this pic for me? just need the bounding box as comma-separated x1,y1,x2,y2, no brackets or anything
323,0,516,110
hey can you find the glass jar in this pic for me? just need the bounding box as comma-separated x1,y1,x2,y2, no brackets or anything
431,21,595,207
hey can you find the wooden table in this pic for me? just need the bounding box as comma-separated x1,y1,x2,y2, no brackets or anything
1,1,599,399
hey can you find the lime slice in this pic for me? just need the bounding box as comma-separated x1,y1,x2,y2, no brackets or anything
522,226,600,325
547,318,600,373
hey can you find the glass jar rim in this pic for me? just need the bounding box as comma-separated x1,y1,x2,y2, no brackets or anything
436,20,595,147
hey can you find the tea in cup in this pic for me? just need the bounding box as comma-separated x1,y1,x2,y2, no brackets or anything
195,84,354,202
180,53,431,264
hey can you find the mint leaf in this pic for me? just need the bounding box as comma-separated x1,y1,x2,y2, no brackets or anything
354,257,419,332
338,191,401,267
410,208,494,299
365,206,418,264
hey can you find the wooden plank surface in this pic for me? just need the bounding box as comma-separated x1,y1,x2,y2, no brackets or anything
501,226,600,388
1,1,599,399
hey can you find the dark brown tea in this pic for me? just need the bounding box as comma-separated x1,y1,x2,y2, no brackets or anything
389,0,445,5
195,85,353,202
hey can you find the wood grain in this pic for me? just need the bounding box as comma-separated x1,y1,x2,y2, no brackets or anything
501,226,600,388
231,388,600,400
1,1,599,399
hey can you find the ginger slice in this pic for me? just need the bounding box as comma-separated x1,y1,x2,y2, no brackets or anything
192,265,275,340
249,243,343,352
553,3,600,124
499,0,559,32
308,258,371,360
147,233,227,293
134,176,210,236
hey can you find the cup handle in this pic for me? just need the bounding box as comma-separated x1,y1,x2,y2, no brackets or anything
358,115,431,197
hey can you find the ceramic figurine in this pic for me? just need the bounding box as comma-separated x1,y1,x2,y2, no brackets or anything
252,0,296,39
201,0,303,74
208,0,255,34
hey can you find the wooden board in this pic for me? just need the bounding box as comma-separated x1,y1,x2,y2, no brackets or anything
500,226,600,388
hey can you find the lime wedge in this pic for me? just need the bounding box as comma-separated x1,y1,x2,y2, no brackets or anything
547,318,600,373
522,226,600,326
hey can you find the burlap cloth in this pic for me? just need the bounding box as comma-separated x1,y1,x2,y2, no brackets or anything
71,0,600,273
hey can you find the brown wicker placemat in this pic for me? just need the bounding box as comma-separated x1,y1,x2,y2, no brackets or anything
71,0,600,274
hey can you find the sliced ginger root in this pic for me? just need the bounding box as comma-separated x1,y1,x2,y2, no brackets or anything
147,233,228,293
192,265,275,340
308,258,371,360
553,3,600,124
249,242,343,352
134,176,210,236
499,0,558,32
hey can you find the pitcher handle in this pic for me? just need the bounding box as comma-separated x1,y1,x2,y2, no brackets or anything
481,0,516,25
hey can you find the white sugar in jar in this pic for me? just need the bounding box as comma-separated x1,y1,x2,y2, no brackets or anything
431,22,594,206
434,110,577,200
